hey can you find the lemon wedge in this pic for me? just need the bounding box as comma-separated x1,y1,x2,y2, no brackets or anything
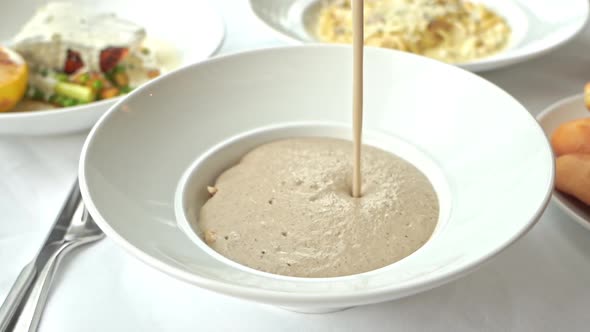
0,46,28,112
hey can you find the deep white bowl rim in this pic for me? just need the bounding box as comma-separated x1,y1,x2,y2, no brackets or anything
79,45,554,306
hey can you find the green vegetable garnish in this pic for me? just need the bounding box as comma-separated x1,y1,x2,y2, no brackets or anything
92,79,103,91
120,86,133,94
55,82,95,103
54,94,67,106
104,71,113,80
79,73,90,84
54,73,69,82
141,48,150,55
26,86,40,99
31,87,45,100
113,64,125,74
61,97,77,107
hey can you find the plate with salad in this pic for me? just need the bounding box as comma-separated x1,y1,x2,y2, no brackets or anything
0,0,224,135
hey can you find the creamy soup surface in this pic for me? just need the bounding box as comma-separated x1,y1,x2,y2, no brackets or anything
198,137,439,278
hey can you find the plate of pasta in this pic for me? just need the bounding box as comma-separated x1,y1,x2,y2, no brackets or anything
249,0,589,72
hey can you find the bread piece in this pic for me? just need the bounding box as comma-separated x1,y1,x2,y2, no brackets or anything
550,118,590,156
555,153,590,205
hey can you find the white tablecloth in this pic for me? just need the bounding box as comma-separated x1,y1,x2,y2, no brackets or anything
1,1,590,331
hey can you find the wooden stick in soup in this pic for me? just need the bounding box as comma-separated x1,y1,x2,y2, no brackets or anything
352,0,364,198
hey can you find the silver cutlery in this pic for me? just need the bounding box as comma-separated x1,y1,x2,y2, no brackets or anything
0,180,105,332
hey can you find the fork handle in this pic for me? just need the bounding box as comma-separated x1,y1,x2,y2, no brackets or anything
13,241,78,332
0,262,37,331
1,240,82,332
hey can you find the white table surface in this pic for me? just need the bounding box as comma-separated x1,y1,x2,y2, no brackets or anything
2,1,590,331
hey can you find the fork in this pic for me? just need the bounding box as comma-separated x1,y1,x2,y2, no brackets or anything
0,180,105,332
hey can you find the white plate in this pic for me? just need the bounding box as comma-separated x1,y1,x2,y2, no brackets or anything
0,0,224,136
537,94,590,231
79,45,553,312
248,0,589,72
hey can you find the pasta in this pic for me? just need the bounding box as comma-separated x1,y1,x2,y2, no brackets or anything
315,0,511,63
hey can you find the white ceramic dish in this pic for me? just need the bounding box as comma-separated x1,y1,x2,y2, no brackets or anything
248,0,589,72
537,94,590,231
80,45,554,313
0,0,224,136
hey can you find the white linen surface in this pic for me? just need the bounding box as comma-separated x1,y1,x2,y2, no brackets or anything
1,1,589,331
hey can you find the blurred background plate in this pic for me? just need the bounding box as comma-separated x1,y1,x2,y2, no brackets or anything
249,0,589,72
0,0,224,136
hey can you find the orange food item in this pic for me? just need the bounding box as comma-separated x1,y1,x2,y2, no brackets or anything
99,87,120,100
147,69,160,79
550,118,590,156
113,72,129,87
0,46,28,112
555,153,590,205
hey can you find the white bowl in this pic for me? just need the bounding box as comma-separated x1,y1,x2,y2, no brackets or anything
537,94,590,231
0,0,224,135
248,0,589,72
80,45,554,313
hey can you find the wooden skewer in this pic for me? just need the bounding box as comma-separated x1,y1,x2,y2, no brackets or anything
352,0,364,198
